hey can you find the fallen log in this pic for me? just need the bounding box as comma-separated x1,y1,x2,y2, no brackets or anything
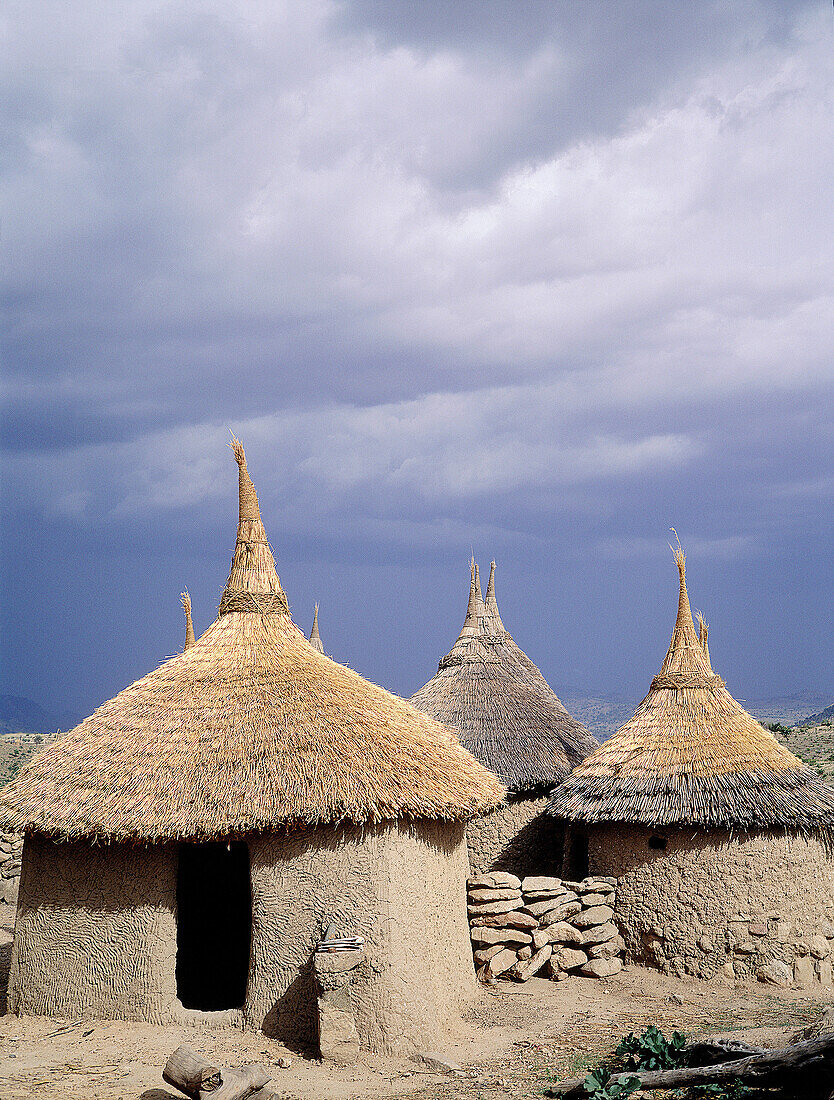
545,1033,834,1099
163,1045,272,1100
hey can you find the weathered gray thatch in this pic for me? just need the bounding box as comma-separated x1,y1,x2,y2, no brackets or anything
0,441,504,842
548,544,834,829
411,561,597,793
308,603,325,654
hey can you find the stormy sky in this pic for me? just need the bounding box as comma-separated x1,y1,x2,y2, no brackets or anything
2,0,832,724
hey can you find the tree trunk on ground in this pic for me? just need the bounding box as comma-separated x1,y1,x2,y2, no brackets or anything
163,1045,271,1100
546,1034,834,1099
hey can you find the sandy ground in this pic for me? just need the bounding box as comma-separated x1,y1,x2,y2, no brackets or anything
0,912,831,1100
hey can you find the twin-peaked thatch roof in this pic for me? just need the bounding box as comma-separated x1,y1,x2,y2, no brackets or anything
548,546,834,830
0,441,503,842
309,604,325,655
411,561,598,793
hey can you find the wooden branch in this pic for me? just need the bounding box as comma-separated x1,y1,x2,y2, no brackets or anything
545,1034,834,1099
163,1045,271,1100
683,1037,768,1066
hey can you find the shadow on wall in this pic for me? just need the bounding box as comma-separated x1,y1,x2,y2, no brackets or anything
0,936,11,1014
261,955,318,1054
487,810,565,878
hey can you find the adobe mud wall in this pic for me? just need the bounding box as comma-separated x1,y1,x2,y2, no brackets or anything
581,822,834,985
10,836,179,1021
247,819,474,1054
0,833,22,906
466,795,563,877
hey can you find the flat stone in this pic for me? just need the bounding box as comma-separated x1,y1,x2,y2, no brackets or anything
748,922,768,936
485,948,519,978
468,899,524,916
581,922,619,946
416,1053,461,1075
816,958,833,988
577,893,611,908
314,949,364,980
758,960,792,987
553,946,588,971
470,927,532,946
794,955,814,987
821,922,834,939
561,880,583,891
468,872,521,890
579,957,623,979
697,936,714,952
540,900,583,926
584,876,617,886
522,893,575,917
468,887,522,903
588,935,625,959
533,922,583,950
317,986,360,1064
509,944,552,982
473,945,505,965
733,941,756,955
517,945,532,961
573,905,614,929
774,921,792,944
470,911,539,931
521,876,562,893
522,889,569,900
794,941,810,957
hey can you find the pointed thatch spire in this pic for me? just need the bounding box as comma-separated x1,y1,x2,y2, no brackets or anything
219,437,288,616
309,603,325,654
484,561,505,633
696,612,711,669
413,560,597,791
0,442,504,841
548,542,834,829
181,591,196,651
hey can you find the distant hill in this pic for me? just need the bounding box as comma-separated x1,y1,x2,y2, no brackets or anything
0,695,77,738
799,703,834,727
771,722,834,783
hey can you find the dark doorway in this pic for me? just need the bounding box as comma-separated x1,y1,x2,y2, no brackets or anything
567,829,589,880
176,841,251,1011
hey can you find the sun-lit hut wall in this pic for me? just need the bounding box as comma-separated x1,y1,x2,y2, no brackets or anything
412,560,597,877
548,545,834,984
1,442,504,1053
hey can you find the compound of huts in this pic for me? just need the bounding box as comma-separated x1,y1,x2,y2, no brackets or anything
412,559,598,877
547,539,834,982
0,439,504,1053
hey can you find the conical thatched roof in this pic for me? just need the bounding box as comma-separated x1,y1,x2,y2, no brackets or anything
0,442,503,842
411,561,598,793
548,544,834,830
309,603,325,655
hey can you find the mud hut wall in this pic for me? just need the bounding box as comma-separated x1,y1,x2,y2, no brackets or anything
374,819,475,1053
9,836,178,1022
583,823,834,982
246,820,474,1055
466,795,562,877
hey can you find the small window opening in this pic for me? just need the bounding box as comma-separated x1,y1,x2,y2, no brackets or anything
648,835,667,850
176,841,251,1011
567,830,589,880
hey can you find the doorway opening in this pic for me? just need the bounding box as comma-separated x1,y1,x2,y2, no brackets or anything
176,841,251,1011
567,829,589,880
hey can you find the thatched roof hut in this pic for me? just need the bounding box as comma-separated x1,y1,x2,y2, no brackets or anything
412,560,596,874
308,602,325,655
548,546,834,829
1,441,502,1051
548,543,834,984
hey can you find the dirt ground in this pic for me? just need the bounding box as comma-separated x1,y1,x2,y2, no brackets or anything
0,913,831,1100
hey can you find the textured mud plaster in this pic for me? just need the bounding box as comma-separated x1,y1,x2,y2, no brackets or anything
466,795,563,876
10,836,178,1021
246,819,475,1054
581,823,834,979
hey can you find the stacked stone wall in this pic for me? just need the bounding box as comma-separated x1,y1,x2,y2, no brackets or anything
583,823,834,987
467,872,624,983
0,833,22,907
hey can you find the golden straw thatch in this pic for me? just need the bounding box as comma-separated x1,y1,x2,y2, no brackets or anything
0,440,504,842
180,590,196,651
548,543,834,829
411,560,598,793
309,603,325,655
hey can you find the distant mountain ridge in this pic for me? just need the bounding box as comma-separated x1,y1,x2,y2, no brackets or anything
0,695,78,738
799,703,834,727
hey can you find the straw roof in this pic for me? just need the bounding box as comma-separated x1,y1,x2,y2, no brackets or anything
411,561,598,793
548,545,834,830
309,603,325,655
0,441,503,842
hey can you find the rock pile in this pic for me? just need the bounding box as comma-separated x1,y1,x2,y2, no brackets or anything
468,872,624,982
0,833,22,906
